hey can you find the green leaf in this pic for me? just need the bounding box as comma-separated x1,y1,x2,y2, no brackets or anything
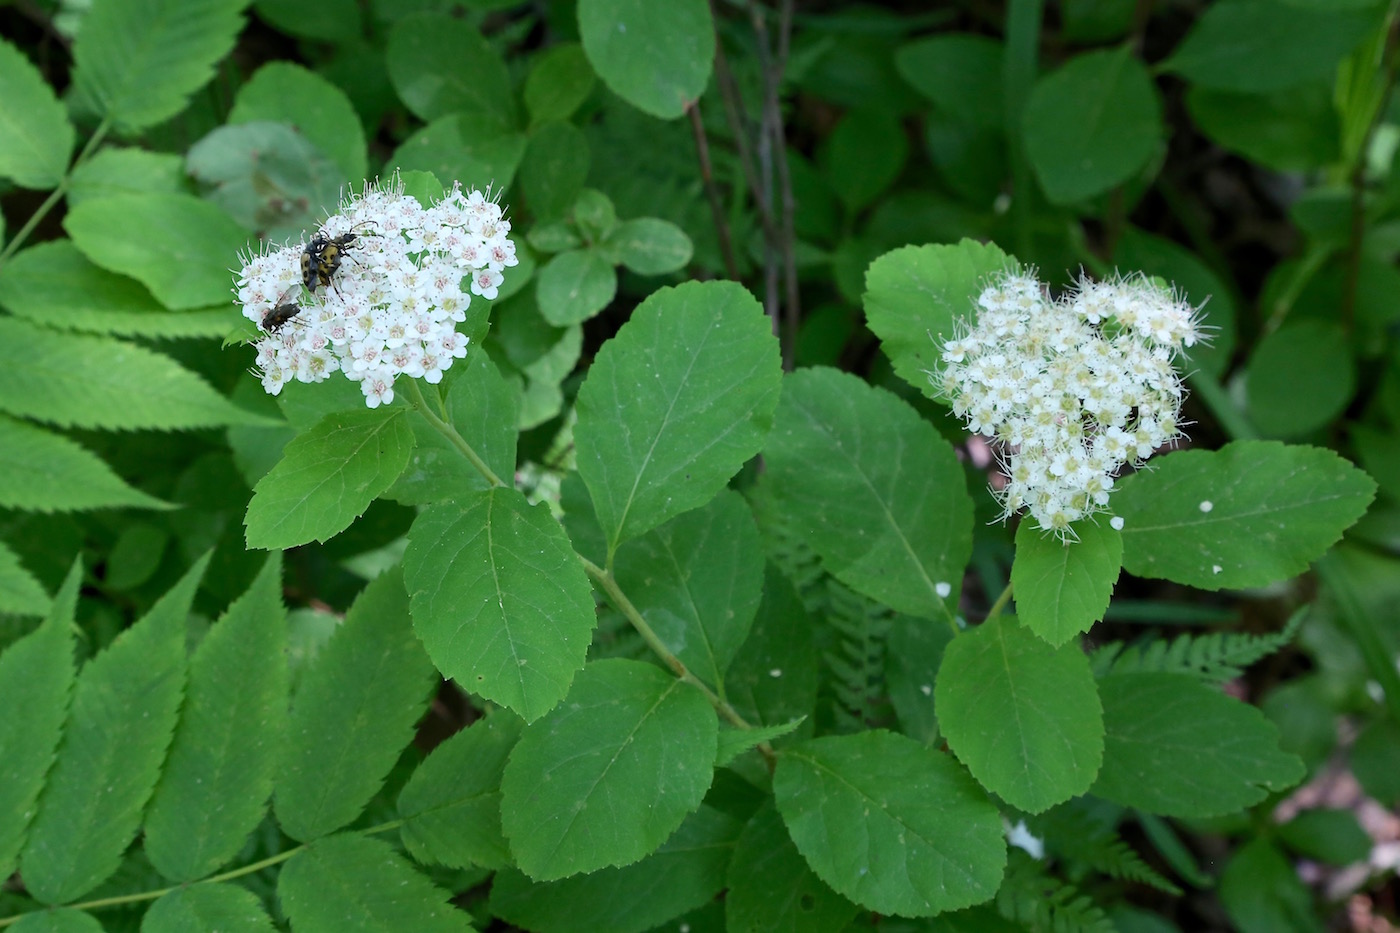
1163,0,1379,92
0,539,50,617
390,352,520,506
1277,808,1371,865
278,833,473,933
535,249,617,326
763,368,972,620
142,884,276,933
386,13,516,126
724,565,819,731
229,61,369,184
388,113,527,195
9,909,103,933
578,0,714,120
863,239,1018,401
894,34,1004,130
575,280,782,552
524,44,596,126
1022,46,1162,204
1092,672,1305,817
935,615,1103,813
397,711,522,871
1114,441,1376,590
520,121,591,221
144,556,287,881
1011,520,1121,646
1351,717,1400,806
244,408,416,550
1186,83,1339,173
403,487,596,723
1218,839,1322,933
490,805,741,933
0,318,261,430
1246,320,1356,438
0,563,77,877
573,188,618,241
70,0,247,134
613,490,763,691
63,193,247,310
0,39,74,189
726,802,860,933
274,568,436,843
773,731,1006,917
20,557,205,904
0,415,169,512
821,110,909,213
0,241,230,340
884,613,954,746
500,658,718,880
716,719,804,768
67,147,185,207
600,218,694,276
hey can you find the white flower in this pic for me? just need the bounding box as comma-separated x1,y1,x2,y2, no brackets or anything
934,270,1202,537
235,175,516,408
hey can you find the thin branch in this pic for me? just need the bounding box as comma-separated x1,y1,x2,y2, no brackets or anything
687,100,741,280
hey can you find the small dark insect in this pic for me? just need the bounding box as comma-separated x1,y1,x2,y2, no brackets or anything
301,222,375,294
260,285,304,334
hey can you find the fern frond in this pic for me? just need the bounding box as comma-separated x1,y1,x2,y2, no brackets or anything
1033,805,1182,895
747,483,828,614
823,580,893,732
1091,610,1303,683
996,851,1117,933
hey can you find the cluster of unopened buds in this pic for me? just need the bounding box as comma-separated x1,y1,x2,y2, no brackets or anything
936,270,1204,538
236,177,517,408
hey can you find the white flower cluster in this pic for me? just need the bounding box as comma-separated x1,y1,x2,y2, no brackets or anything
937,271,1203,537
236,178,517,408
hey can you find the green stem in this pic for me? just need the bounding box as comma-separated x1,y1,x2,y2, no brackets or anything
985,581,1014,620
0,119,110,268
403,378,505,488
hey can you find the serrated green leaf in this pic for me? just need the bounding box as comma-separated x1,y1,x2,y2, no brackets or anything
397,711,523,871
536,249,617,326
1246,320,1355,438
142,883,276,933
724,565,818,731
1092,672,1305,818
278,833,473,933
1012,520,1122,646
500,658,718,880
0,241,230,340
600,218,693,276
0,39,74,189
884,613,954,746
763,367,972,620
0,415,170,512
936,615,1103,813
575,280,782,552
66,147,185,207
524,44,596,126
70,0,246,134
1115,441,1376,590
274,568,436,843
520,121,591,221
9,908,103,933
0,318,262,430
389,352,520,506
386,13,516,126
0,539,50,617
64,193,247,310
0,563,77,877
863,239,1018,401
144,556,288,881
578,0,714,120
491,805,741,933
894,34,1004,130
773,730,1006,917
229,61,368,184
388,113,527,195
716,719,804,767
726,802,860,933
21,556,206,904
244,408,416,550
614,490,763,691
1022,47,1163,204
403,487,596,723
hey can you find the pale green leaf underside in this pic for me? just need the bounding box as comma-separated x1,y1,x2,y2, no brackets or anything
763,367,972,620
575,280,782,551
278,833,473,933
500,659,718,881
0,39,74,189
1115,441,1376,590
0,318,261,431
1012,519,1122,647
144,556,288,882
774,730,1006,917
0,415,170,512
274,569,436,843
228,61,368,183
536,248,617,326
143,884,276,933
404,487,596,723
245,408,416,550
